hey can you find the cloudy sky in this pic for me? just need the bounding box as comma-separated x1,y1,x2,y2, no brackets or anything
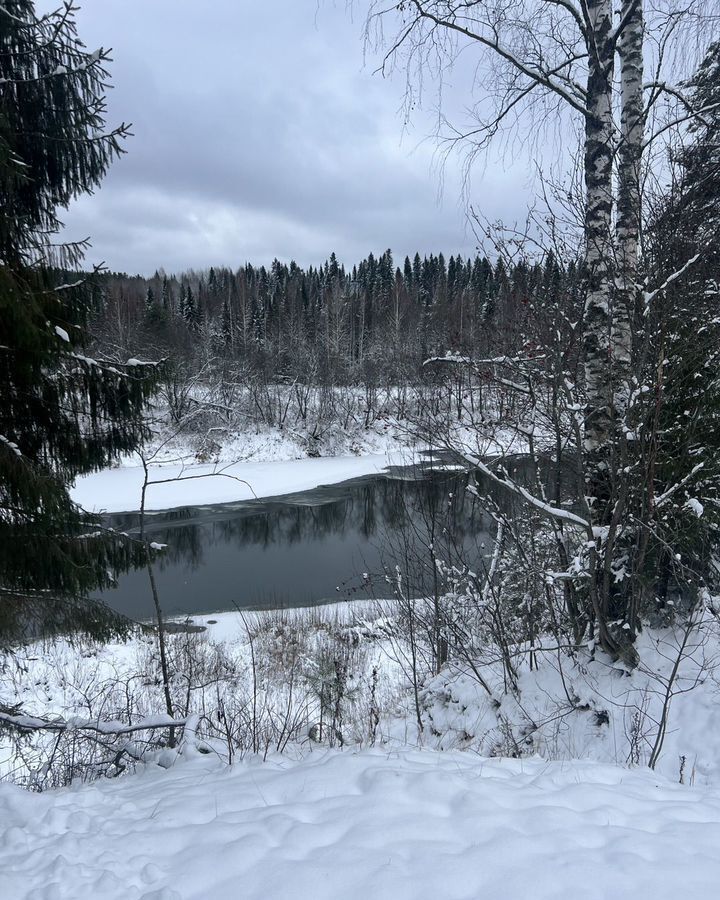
45,1,536,276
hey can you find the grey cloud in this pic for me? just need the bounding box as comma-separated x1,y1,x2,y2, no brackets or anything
39,0,534,274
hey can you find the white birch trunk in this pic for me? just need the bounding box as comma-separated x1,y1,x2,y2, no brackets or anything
615,0,645,413
583,0,616,466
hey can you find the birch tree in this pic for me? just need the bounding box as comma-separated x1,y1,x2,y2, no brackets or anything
365,0,718,655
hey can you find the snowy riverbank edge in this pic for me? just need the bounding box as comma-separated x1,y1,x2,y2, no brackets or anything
70,449,420,514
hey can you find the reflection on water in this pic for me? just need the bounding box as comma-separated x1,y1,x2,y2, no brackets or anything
99,466,498,620
99,457,558,621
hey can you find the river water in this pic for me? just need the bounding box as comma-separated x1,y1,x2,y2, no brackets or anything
99,463,500,620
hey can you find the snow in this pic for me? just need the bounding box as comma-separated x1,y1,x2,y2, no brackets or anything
0,433,21,456
54,325,70,342
8,605,720,784
68,380,536,514
52,279,86,292
71,451,414,513
0,710,187,736
5,604,720,898
3,747,720,900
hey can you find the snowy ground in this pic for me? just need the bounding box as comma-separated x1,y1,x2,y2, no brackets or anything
3,747,720,900
5,607,720,898
6,605,720,784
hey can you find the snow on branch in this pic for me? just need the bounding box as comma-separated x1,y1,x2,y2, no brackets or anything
70,353,165,377
51,278,88,292
464,454,591,530
423,353,471,366
655,463,705,510
422,353,545,367
0,434,21,457
643,254,700,314
0,3,33,24
0,710,190,736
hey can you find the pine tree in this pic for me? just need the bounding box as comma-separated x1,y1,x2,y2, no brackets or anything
403,256,413,293
0,2,161,642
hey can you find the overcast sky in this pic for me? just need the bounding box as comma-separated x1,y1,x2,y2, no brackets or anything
44,1,536,276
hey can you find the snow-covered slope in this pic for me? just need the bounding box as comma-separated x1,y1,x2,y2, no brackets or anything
3,748,720,900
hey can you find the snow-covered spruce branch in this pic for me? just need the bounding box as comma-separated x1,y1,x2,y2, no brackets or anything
12,1,74,53
51,278,88,292
70,353,165,380
43,262,106,296
0,1,38,25
0,1,73,29
0,710,189,735
0,434,22,457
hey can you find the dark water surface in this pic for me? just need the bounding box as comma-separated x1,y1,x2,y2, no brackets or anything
98,463,501,620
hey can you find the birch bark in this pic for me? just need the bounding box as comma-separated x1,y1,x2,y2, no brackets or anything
582,0,616,471
615,0,645,412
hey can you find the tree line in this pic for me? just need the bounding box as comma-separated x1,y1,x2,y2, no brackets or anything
90,249,579,383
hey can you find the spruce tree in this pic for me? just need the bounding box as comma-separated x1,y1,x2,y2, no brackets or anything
180,282,196,326
145,286,155,314
161,275,172,314
0,1,161,642
639,41,720,611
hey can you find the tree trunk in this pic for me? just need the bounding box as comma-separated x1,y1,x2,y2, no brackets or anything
615,0,644,409
583,0,616,483
582,0,623,654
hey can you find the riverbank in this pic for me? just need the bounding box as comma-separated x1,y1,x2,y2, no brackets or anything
71,449,417,513
70,398,530,513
